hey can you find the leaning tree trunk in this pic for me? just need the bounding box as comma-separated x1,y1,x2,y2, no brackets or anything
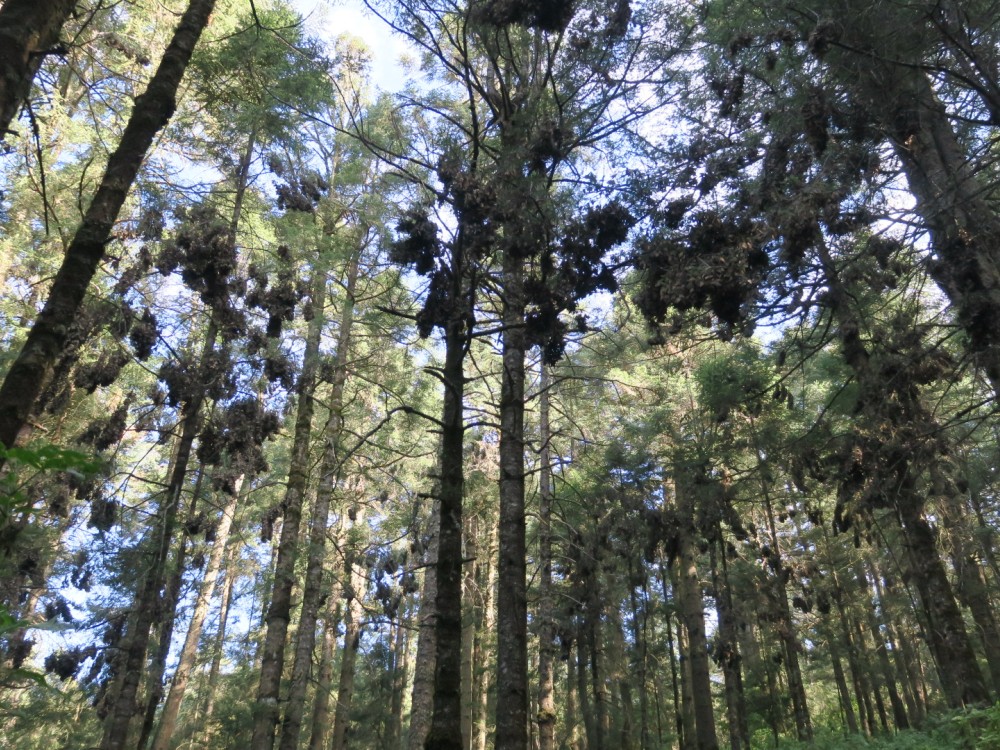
814,237,991,708
0,0,218,451
277,245,360,750
150,477,243,750
249,257,329,750
0,0,78,140
828,23,1000,393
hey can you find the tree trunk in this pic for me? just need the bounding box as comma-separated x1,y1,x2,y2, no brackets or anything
0,0,78,140
151,478,243,750
278,245,361,750
855,564,909,730
424,233,472,750
387,602,410,750
536,365,556,750
896,493,991,706
710,530,749,750
249,257,329,750
330,544,366,750
407,498,439,750
0,0,218,450
673,476,718,750
497,252,528,749
199,532,238,746
461,514,477,750
100,323,216,750
306,589,343,750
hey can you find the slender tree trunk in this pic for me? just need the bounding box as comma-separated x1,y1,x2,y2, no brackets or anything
101,324,216,750
472,523,495,750
0,0,78,140
151,478,243,750
497,253,528,749
249,257,329,750
278,246,361,750
710,531,749,750
576,626,595,750
387,602,409,750
0,0,218,450
565,638,579,750
657,560,684,750
306,589,343,750
856,564,909,730
198,535,237,747
408,499,439,750
828,637,859,733
461,514,477,750
330,543,365,750
536,365,556,750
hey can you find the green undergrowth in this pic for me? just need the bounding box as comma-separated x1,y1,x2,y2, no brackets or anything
772,704,1000,750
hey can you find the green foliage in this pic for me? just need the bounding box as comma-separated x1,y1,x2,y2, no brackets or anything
772,705,1000,750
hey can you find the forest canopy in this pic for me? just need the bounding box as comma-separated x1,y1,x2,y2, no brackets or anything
2,0,1000,749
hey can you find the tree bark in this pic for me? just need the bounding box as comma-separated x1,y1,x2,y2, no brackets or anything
673,472,718,750
329,543,365,750
0,0,78,140
151,477,243,750
710,530,749,750
199,528,238,747
249,257,328,750
496,252,528,750
0,0,218,451
536,365,556,750
306,587,343,750
407,499,439,750
278,245,360,750
424,232,473,750
101,324,216,750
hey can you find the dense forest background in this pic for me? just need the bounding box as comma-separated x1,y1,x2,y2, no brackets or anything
2,0,1000,748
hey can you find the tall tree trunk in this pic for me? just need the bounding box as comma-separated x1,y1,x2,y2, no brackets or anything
658,559,687,750
472,521,495,750
101,323,216,750
855,564,909,730
673,472,718,750
306,587,343,750
249,256,329,750
408,498,439,750
710,529,749,750
197,531,237,747
0,0,218,450
896,492,990,706
461,514,477,750
424,233,473,750
0,0,78,140
329,540,366,750
278,245,361,750
496,253,528,749
387,601,410,750
151,478,243,750
536,365,556,750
